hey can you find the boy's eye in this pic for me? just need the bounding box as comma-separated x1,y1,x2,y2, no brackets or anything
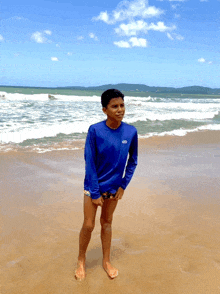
112,104,124,108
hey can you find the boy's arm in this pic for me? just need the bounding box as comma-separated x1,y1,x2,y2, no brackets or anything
120,130,138,190
84,127,101,199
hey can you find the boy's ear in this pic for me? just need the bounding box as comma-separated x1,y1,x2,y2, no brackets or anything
102,107,107,115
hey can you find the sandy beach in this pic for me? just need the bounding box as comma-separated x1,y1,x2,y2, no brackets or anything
1,130,220,294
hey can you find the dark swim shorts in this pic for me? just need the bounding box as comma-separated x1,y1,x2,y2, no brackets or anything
101,192,116,199
84,190,116,199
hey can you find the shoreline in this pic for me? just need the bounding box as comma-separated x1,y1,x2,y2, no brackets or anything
1,129,220,293
1,129,220,154
139,129,220,149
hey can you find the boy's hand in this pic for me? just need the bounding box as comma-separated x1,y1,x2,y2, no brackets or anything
115,187,124,200
92,196,104,207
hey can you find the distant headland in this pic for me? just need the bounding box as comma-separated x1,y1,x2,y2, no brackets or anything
1,84,220,97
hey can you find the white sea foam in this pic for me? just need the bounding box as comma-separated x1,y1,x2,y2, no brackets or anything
1,92,101,102
31,146,81,153
1,93,220,148
128,100,220,112
2,92,220,103
0,120,92,143
139,124,220,138
3,93,49,101
125,110,219,123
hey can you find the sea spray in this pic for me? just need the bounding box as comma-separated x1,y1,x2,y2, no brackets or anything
1,93,220,152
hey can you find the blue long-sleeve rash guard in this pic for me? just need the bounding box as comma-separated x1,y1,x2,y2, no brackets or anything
84,120,138,199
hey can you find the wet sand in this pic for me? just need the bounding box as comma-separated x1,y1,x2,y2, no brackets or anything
1,131,220,294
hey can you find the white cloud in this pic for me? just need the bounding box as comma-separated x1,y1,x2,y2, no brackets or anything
158,0,186,1
115,20,176,36
114,37,147,48
13,16,25,20
114,40,131,48
31,31,52,43
115,20,148,36
147,21,176,32
67,52,73,56
77,36,84,40
0,34,4,41
9,16,28,21
176,34,184,40
31,32,46,43
198,58,206,63
93,0,163,24
95,11,110,23
198,58,213,64
44,30,52,35
93,0,183,48
89,33,98,40
167,32,184,40
51,57,58,61
171,4,178,9
167,32,174,40
200,0,208,2
129,37,147,47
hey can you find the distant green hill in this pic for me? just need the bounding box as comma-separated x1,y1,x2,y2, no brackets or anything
1,84,220,96
58,83,220,95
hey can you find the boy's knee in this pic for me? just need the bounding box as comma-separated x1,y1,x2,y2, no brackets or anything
83,221,95,232
100,217,112,229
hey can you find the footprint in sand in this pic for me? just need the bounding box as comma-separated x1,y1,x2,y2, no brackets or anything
179,260,198,274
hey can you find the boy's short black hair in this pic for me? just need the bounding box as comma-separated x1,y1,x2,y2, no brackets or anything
101,89,124,108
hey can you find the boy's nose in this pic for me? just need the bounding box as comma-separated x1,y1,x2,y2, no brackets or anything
118,106,123,111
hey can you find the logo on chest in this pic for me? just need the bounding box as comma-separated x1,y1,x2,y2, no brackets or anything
122,140,127,144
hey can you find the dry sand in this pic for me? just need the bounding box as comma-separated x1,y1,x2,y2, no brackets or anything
1,131,220,294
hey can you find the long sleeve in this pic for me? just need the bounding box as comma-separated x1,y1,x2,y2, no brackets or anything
84,127,101,199
84,121,138,197
120,130,138,190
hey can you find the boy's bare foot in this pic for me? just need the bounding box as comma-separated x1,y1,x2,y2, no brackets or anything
75,260,86,281
103,261,118,279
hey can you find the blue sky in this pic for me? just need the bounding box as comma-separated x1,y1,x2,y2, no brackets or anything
1,0,220,88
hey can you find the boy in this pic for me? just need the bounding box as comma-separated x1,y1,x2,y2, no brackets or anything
75,89,138,280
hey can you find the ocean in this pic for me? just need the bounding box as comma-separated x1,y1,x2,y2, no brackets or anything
1,91,220,153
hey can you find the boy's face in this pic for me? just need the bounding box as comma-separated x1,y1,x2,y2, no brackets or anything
102,97,125,122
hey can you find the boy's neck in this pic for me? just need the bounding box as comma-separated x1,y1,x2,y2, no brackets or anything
106,119,121,130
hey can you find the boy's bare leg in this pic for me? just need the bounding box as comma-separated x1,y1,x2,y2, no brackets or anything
100,198,118,278
75,195,98,280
